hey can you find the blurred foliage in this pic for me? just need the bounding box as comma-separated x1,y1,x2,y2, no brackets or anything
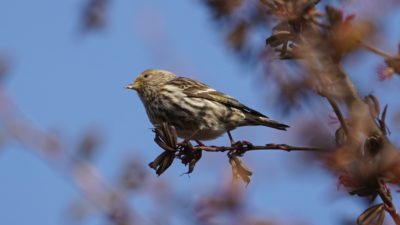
81,0,108,32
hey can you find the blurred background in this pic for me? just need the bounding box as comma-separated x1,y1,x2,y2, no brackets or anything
1,0,400,225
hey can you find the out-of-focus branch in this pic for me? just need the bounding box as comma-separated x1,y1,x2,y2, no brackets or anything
359,42,400,81
360,42,393,59
325,96,349,136
378,181,400,225
0,90,136,225
259,2,400,225
81,0,108,32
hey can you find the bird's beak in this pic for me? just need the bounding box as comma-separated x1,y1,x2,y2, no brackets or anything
126,79,140,90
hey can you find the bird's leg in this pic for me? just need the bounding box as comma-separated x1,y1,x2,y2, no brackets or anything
195,140,205,146
227,131,254,148
227,130,235,146
177,129,200,147
227,130,243,156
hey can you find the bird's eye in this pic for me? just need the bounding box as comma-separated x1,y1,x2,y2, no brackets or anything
143,74,149,78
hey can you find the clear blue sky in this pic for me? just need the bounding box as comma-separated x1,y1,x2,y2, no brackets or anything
0,0,400,225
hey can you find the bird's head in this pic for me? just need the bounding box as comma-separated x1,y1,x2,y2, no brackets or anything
126,69,176,94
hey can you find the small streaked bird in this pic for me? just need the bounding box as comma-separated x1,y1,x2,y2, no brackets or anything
126,69,289,144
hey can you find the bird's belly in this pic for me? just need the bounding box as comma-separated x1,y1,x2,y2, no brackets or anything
146,97,229,140
176,128,225,141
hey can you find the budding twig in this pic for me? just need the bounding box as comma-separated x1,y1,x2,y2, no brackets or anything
378,181,400,225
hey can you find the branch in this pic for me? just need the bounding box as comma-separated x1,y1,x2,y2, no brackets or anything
192,143,323,153
360,42,392,59
325,96,349,136
150,123,324,178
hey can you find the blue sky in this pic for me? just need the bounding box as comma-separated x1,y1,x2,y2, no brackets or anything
0,0,400,225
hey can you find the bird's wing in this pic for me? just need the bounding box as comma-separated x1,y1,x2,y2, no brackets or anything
166,77,268,118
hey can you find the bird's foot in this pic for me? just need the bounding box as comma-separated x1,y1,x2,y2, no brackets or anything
195,140,205,147
177,140,191,148
241,140,254,147
177,141,185,146
231,141,241,148
231,140,253,148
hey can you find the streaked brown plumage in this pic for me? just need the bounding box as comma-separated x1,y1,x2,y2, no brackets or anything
126,69,289,141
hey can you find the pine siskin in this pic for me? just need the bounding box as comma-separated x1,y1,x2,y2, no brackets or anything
126,69,289,142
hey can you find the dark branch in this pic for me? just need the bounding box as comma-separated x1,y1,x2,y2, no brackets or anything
192,143,323,153
150,123,323,179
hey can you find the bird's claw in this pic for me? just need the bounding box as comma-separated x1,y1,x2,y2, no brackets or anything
231,141,243,148
177,141,193,149
195,140,205,147
229,140,254,157
231,140,254,148
242,140,253,146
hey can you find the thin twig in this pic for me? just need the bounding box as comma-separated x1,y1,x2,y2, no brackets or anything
192,143,323,153
360,42,392,59
326,96,349,136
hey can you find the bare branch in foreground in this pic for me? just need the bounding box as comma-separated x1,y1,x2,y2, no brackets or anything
149,123,323,183
192,143,323,153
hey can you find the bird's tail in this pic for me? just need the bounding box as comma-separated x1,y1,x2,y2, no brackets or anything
246,115,289,131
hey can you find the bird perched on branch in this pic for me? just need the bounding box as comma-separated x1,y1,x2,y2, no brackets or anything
126,69,289,144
